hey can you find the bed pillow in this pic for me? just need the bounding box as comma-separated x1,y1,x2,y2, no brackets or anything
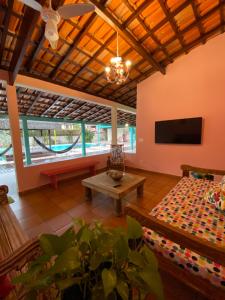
205,187,225,211
220,175,225,190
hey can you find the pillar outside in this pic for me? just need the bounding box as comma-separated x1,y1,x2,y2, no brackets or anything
6,84,24,190
22,118,31,165
129,126,134,151
81,121,86,156
111,107,117,145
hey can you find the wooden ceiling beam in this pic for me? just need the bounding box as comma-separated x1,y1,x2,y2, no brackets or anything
220,0,225,32
8,0,45,85
41,95,63,116
89,0,165,74
26,92,42,114
190,0,205,43
169,20,225,60
122,0,173,64
67,32,116,86
66,103,91,118
0,0,14,64
152,0,225,52
158,0,187,54
49,13,97,79
123,0,154,27
140,0,192,43
54,99,81,118
26,29,45,72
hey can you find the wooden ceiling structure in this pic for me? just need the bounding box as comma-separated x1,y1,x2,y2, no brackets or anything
0,0,225,110
0,82,136,125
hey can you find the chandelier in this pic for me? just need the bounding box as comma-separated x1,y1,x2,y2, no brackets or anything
105,32,131,85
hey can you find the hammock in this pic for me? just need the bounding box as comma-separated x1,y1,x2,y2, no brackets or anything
33,135,80,154
0,144,12,156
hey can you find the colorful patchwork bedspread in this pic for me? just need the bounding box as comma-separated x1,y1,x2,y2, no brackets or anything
143,176,225,289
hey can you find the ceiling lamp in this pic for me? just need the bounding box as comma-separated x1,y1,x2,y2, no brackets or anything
105,32,131,85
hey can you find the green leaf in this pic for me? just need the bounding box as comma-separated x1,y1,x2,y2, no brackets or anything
139,269,164,300
141,245,158,271
102,269,117,298
39,228,75,256
90,253,104,270
114,236,129,261
56,277,81,290
80,226,93,243
129,251,146,267
116,281,129,300
24,290,38,300
126,216,143,239
50,247,80,274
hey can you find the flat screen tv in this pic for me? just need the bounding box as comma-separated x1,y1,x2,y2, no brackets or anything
155,117,202,144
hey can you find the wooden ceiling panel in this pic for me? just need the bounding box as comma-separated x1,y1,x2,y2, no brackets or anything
198,0,219,16
166,0,187,12
106,0,132,23
141,0,166,29
166,39,182,54
174,5,195,31
128,20,148,40
153,50,166,62
202,12,221,32
155,22,176,43
1,0,225,108
183,26,200,44
142,36,158,51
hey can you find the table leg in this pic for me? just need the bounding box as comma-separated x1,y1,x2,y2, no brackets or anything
85,187,92,201
115,199,122,217
137,184,144,197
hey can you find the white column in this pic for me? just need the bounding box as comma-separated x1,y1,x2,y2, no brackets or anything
6,85,24,191
111,107,117,145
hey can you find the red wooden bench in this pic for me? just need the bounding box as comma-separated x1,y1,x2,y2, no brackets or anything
41,161,99,189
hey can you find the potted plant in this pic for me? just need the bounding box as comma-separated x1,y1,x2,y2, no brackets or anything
13,217,164,300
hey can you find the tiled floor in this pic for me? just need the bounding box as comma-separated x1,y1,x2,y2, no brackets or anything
6,168,207,299
8,168,179,238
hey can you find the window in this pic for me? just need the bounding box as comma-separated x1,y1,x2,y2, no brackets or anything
117,126,136,153
23,119,83,165
85,124,112,156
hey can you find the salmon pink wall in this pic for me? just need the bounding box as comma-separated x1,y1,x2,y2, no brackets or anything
136,33,225,176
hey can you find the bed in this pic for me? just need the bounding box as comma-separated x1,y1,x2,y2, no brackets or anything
125,165,225,299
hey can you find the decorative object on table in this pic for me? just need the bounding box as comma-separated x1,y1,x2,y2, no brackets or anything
0,185,9,205
18,0,95,49
105,32,131,85
107,144,125,172
107,169,124,182
13,217,163,300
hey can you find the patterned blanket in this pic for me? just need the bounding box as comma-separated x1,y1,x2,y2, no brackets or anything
143,177,225,289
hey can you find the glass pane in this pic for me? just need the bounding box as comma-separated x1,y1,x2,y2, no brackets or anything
117,126,136,153
26,120,82,165
0,117,16,172
85,124,111,156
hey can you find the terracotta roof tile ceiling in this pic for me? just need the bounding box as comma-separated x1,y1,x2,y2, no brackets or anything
0,82,136,125
0,0,225,108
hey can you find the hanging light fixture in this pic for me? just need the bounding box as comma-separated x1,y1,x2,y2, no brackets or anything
105,32,132,85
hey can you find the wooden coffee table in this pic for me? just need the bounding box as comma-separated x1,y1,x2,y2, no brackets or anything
82,172,146,216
